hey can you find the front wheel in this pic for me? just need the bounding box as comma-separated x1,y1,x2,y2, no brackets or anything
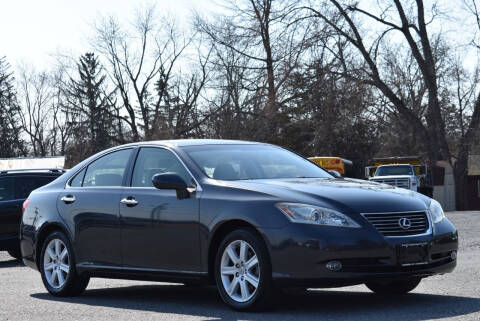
215,228,273,311
365,277,422,295
40,231,90,296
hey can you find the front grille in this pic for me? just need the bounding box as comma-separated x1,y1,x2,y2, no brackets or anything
363,211,429,236
371,178,410,189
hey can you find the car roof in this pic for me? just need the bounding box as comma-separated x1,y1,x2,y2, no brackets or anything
124,139,268,148
0,169,66,176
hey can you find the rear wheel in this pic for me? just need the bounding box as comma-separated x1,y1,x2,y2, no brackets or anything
215,228,273,311
40,231,89,296
365,277,421,295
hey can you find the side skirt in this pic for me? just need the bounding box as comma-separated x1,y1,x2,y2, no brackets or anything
77,264,210,284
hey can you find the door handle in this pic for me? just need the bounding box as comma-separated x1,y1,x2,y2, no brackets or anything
120,197,138,207
61,195,76,204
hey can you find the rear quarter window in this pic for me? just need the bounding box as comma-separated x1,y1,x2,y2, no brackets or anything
69,168,86,187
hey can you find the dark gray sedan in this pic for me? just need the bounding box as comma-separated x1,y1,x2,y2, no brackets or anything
20,140,458,310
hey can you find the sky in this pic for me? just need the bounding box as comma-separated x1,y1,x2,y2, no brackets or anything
0,0,204,69
0,0,477,72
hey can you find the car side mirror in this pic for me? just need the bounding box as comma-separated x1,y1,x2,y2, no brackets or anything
152,173,190,199
328,170,342,178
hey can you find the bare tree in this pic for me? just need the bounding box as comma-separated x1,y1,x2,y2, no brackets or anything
94,6,196,140
196,0,312,138
17,66,55,156
300,0,450,162
300,0,480,208
50,85,73,156
156,48,212,139
202,43,261,139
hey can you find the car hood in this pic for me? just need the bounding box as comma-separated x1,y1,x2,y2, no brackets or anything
221,178,430,214
369,175,413,179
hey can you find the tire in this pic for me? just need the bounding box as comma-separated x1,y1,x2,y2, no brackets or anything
7,247,22,260
365,277,422,295
39,231,90,297
214,228,273,311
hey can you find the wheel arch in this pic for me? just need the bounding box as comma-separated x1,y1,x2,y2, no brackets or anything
207,219,270,283
35,222,72,270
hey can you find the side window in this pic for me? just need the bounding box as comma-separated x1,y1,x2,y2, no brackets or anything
15,176,57,199
131,148,192,188
83,149,132,187
0,177,15,201
70,168,86,187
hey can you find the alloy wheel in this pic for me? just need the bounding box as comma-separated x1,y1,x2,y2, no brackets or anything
220,239,260,303
43,238,70,289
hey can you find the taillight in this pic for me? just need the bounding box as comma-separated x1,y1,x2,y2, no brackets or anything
22,199,30,214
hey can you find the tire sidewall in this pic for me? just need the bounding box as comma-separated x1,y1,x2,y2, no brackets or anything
214,228,272,310
40,231,77,295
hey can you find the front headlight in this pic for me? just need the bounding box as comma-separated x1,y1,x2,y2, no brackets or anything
429,199,446,223
276,203,360,228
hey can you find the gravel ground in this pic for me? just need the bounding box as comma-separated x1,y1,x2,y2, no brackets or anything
0,211,479,321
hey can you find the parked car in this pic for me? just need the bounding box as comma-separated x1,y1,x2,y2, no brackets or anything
20,140,458,311
0,169,65,260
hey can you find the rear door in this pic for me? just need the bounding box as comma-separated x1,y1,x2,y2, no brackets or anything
57,148,133,268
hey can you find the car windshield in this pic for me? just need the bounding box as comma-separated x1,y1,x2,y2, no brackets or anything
184,144,332,180
375,165,413,176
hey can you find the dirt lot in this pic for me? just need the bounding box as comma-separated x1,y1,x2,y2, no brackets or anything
0,211,479,321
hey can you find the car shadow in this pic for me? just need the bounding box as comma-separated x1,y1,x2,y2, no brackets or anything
31,284,480,321
0,258,23,268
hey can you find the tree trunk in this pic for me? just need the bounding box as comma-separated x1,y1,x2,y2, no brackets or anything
453,155,469,210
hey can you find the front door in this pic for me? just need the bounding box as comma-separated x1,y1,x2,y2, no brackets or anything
120,147,201,272
57,148,133,268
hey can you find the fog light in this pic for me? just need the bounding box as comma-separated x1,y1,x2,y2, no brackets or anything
326,260,342,271
450,250,457,260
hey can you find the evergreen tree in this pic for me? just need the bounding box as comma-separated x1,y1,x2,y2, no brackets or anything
65,53,117,163
0,57,25,157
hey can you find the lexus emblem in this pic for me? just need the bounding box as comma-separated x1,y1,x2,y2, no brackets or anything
398,217,412,229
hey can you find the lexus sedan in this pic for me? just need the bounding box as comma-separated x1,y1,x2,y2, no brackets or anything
20,140,458,311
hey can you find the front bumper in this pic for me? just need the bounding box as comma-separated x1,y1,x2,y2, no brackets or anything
260,217,458,287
